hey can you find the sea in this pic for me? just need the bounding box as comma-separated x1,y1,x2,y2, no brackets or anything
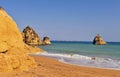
36,41,120,70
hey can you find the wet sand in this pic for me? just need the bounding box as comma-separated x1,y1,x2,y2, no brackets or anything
0,55,120,77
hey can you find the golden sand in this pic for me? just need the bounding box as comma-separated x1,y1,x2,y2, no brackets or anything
0,55,120,77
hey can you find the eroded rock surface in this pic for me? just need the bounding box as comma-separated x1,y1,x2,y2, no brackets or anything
42,36,51,45
22,26,41,46
93,34,107,45
0,7,43,72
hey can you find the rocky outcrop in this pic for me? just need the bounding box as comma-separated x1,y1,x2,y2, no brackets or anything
22,26,41,46
0,7,43,72
93,34,107,45
42,36,51,45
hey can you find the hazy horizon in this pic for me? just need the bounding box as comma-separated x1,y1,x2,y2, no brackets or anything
0,0,120,42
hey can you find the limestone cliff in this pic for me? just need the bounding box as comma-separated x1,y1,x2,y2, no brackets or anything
0,7,43,72
22,26,41,46
42,36,51,45
93,34,107,45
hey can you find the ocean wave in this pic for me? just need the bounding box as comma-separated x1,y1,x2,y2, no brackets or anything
34,51,120,70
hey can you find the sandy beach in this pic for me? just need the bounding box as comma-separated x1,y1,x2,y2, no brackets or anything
0,55,120,77
0,0,120,77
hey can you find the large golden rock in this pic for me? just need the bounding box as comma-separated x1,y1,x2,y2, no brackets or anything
0,7,24,48
93,34,107,45
0,7,43,72
22,26,41,46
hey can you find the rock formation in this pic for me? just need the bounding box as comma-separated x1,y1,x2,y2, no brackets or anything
42,36,51,45
93,34,107,45
22,26,41,46
0,7,43,72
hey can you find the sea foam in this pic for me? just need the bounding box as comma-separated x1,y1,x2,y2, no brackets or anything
35,51,120,70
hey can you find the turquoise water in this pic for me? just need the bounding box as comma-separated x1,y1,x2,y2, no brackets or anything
38,41,120,70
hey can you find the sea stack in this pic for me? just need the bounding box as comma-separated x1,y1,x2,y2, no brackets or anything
22,26,41,46
42,36,51,45
93,34,107,45
0,7,42,72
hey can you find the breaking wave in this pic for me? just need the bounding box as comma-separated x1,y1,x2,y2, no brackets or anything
35,51,120,70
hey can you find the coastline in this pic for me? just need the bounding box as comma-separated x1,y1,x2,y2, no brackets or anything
40,41,120,70
0,55,120,77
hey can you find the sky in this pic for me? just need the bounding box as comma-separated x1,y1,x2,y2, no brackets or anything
0,0,120,42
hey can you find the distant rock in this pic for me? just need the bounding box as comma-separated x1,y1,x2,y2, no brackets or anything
42,36,51,45
22,26,41,46
0,7,43,72
93,34,107,45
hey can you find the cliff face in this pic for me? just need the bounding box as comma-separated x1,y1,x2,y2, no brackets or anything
0,7,43,72
0,7,24,49
42,37,51,45
22,26,41,46
93,34,107,45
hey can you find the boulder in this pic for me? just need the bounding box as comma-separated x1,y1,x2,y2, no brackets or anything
0,7,43,72
42,36,51,45
22,26,41,46
93,34,107,45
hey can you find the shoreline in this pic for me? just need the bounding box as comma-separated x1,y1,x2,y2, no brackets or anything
0,55,120,77
43,55,120,71
57,57,120,71
35,52,120,70
58,59,120,71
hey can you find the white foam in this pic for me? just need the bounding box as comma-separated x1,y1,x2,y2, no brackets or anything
38,52,91,59
34,51,120,70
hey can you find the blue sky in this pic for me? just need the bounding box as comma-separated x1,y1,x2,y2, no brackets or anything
0,0,120,42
